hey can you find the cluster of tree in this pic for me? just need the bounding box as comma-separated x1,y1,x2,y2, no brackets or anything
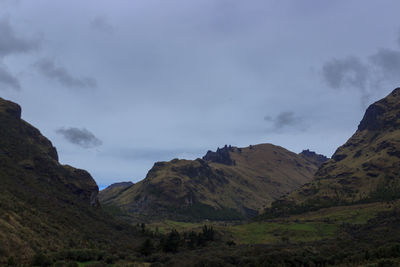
139,225,216,256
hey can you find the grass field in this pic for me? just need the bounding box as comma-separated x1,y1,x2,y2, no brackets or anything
147,200,400,245
228,200,399,244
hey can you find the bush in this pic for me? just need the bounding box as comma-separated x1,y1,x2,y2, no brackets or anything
32,253,52,267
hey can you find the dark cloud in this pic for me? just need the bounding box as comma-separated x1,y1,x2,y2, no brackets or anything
56,127,102,148
322,56,369,90
369,48,400,80
264,111,305,132
35,58,97,89
321,31,400,108
0,17,39,58
0,65,20,90
90,15,115,34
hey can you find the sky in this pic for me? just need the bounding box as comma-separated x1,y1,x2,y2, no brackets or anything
1,0,400,187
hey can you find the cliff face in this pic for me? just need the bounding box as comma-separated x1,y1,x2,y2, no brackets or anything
100,143,324,221
0,97,99,206
0,98,137,264
290,88,400,205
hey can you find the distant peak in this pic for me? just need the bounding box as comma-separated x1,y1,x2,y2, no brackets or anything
202,145,236,165
104,181,134,190
299,149,329,166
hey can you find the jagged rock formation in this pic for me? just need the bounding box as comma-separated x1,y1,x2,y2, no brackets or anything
0,98,137,264
288,88,400,206
202,145,236,165
299,149,329,167
100,144,323,221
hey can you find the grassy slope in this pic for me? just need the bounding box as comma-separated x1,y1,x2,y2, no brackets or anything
288,88,400,206
100,144,321,221
229,201,397,244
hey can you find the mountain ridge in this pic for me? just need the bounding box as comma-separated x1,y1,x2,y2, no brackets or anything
100,143,328,221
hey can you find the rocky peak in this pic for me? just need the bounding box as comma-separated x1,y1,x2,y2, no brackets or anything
358,87,400,131
0,97,21,119
202,145,236,165
299,149,329,167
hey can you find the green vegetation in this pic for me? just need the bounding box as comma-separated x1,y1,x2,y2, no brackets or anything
176,203,245,221
230,222,337,244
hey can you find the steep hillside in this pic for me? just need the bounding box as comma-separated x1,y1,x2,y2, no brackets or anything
99,181,134,203
285,88,400,210
100,144,326,221
0,98,139,265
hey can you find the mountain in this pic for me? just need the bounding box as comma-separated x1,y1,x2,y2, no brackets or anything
0,98,139,265
280,88,400,211
99,144,327,221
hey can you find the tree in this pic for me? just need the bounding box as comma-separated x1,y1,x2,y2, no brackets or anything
139,238,155,256
162,229,181,253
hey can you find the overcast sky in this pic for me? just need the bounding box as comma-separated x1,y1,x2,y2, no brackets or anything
1,0,400,187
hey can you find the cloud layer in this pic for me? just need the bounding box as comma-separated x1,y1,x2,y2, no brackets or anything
322,37,400,106
0,64,20,90
35,58,97,89
1,0,400,185
56,127,102,148
264,111,305,132
0,18,39,58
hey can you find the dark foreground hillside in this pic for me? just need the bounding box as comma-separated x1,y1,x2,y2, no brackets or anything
0,98,144,265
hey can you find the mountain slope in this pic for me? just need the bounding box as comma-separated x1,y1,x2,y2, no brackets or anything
286,88,400,208
100,144,327,221
0,98,138,264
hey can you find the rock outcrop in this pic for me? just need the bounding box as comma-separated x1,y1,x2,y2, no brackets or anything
299,149,329,167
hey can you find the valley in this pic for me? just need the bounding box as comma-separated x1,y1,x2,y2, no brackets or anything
1,88,400,266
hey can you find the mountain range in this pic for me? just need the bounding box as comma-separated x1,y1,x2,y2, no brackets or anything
99,144,327,221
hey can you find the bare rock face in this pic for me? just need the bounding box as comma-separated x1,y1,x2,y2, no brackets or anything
202,145,236,165
358,88,400,131
299,149,329,167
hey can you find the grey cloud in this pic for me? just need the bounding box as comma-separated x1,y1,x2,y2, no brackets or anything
398,30,400,47
0,65,20,90
264,111,305,132
369,48,400,80
56,127,102,148
321,32,400,107
322,56,369,90
35,58,97,89
90,15,115,34
0,17,39,58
